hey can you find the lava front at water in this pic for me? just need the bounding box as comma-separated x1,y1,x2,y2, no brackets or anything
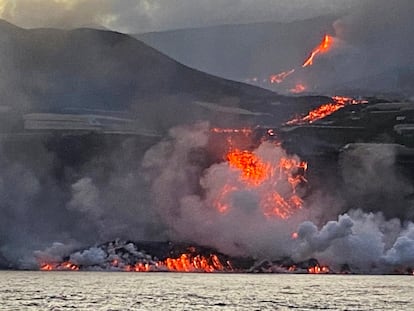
39,252,232,273
307,265,330,274
40,261,79,271
222,145,307,219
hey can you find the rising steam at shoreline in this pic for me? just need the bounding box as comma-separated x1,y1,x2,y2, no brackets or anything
1,122,410,274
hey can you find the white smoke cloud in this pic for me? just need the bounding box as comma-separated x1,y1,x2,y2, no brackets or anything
69,246,107,266
382,223,414,267
143,123,311,258
140,124,414,272
5,122,411,273
292,210,414,273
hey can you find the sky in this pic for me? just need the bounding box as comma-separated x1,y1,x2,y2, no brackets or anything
0,0,361,33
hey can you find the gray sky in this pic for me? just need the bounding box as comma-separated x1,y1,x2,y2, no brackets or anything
0,0,361,33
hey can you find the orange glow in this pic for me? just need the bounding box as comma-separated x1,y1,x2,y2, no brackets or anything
289,84,307,94
162,253,226,272
40,252,229,273
227,150,269,186
40,261,79,271
124,263,152,272
224,148,307,218
215,184,237,214
287,102,344,125
61,261,79,271
291,232,299,239
308,265,330,274
286,95,367,125
302,34,334,68
269,69,295,84
40,263,54,271
211,128,253,135
262,192,297,219
332,96,369,105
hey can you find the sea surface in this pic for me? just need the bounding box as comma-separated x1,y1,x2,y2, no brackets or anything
1,271,413,310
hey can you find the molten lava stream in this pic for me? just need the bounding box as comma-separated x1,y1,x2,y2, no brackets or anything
302,34,333,68
308,265,330,274
40,261,79,271
162,253,226,272
223,146,307,219
226,149,269,186
289,84,307,94
286,95,368,125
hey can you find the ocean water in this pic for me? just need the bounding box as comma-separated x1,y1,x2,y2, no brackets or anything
1,272,413,310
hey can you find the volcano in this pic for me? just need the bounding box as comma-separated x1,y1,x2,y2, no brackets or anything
1,19,414,274
0,19,329,132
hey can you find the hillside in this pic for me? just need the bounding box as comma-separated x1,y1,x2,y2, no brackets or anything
0,20,329,132
136,16,414,97
135,16,337,84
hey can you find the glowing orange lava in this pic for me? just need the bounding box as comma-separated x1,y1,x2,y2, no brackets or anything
40,252,230,273
162,253,225,272
289,84,307,94
287,102,344,125
269,69,295,84
40,263,54,271
40,261,79,271
302,34,333,68
286,95,367,125
308,265,330,274
215,184,237,214
223,147,307,219
227,150,269,186
124,263,152,272
211,128,253,135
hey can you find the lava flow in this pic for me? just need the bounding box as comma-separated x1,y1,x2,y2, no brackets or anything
302,34,334,68
223,145,307,219
307,265,330,274
263,34,335,92
286,96,367,125
40,251,230,273
289,83,307,94
269,69,296,84
162,253,226,272
40,261,79,271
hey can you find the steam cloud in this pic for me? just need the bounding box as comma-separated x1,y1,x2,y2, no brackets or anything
0,122,413,273
0,1,413,273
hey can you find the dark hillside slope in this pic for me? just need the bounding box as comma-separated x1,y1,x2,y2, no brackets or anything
0,20,329,131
